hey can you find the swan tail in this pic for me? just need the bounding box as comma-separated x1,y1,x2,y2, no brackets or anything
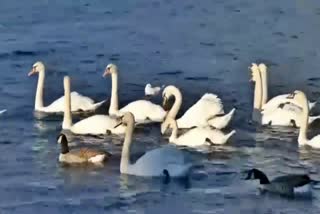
224,130,236,142
308,115,320,124
0,109,7,115
92,99,107,110
309,101,317,111
208,108,236,129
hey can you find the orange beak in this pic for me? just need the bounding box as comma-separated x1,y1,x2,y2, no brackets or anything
28,68,36,76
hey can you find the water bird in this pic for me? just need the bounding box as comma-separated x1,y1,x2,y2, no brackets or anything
245,168,312,197
250,63,320,126
144,83,164,96
57,134,111,165
117,112,193,178
28,61,105,113
161,85,235,129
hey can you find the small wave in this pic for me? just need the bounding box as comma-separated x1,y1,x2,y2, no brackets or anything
157,70,183,76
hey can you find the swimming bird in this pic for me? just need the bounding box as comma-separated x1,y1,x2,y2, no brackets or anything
28,61,105,113
162,85,235,129
144,83,164,96
287,90,320,148
104,64,167,124
161,117,235,147
245,168,311,197
57,134,111,165
62,76,126,135
250,63,320,127
116,112,193,178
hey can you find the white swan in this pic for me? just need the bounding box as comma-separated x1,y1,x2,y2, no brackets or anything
162,85,235,129
259,63,316,111
62,76,126,135
0,109,6,115
117,112,193,177
104,64,167,124
28,61,105,113
145,83,163,96
250,63,320,127
288,90,320,148
161,117,235,147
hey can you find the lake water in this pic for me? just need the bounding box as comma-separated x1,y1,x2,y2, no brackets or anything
1,0,320,213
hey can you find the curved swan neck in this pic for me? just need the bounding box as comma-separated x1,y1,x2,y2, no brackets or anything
253,71,262,110
35,70,45,110
260,69,268,106
169,120,179,142
299,99,309,145
167,87,182,119
62,76,72,129
121,120,134,173
109,72,119,115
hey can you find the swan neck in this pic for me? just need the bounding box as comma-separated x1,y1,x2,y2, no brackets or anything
35,70,45,110
121,121,134,173
253,72,262,110
168,88,182,119
260,70,268,106
109,72,119,115
63,78,72,129
299,101,309,145
169,121,178,142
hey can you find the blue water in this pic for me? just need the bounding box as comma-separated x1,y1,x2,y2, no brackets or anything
1,0,320,213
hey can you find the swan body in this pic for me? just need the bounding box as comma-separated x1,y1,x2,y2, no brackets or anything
119,100,166,124
245,168,311,197
288,90,320,148
104,64,166,124
161,118,235,147
145,83,163,96
119,112,193,178
62,76,126,135
57,134,111,164
250,63,320,127
162,86,234,129
28,61,105,113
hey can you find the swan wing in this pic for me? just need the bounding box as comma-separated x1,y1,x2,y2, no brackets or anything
307,135,320,148
71,115,125,135
120,100,166,123
43,91,103,112
131,146,191,177
261,107,301,126
177,93,224,128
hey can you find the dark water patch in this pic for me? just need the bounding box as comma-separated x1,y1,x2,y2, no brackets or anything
308,77,320,82
96,53,104,58
0,140,13,145
199,23,207,28
157,70,184,76
272,32,285,37
0,53,10,59
109,54,120,61
126,83,144,88
55,40,70,44
185,76,210,81
80,59,95,64
200,42,215,47
291,35,299,39
12,50,37,56
80,45,88,50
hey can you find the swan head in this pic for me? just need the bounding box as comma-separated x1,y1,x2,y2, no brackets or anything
114,112,135,128
286,90,308,109
103,63,118,77
249,63,260,82
258,63,267,74
162,85,181,111
161,117,177,135
28,61,45,76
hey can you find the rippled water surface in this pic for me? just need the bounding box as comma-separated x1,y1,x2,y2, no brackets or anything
2,0,320,213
